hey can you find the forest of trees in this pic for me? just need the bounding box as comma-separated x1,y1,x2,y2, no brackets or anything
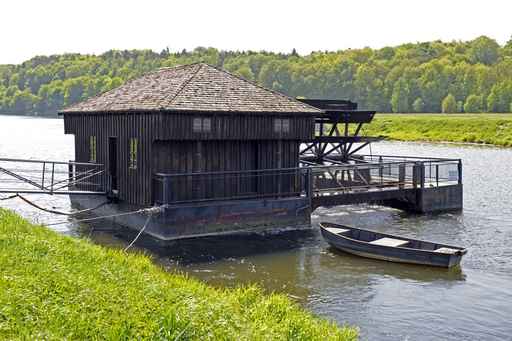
1,35,512,115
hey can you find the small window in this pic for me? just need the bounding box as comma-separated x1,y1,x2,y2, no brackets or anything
274,118,290,134
129,138,138,170
282,119,290,133
89,136,97,163
193,117,212,133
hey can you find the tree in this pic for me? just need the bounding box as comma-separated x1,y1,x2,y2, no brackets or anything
412,98,425,112
464,94,483,113
504,36,512,57
390,78,409,112
468,36,500,65
442,94,457,113
457,101,464,113
10,90,39,114
487,81,512,112
235,65,254,80
1,36,512,116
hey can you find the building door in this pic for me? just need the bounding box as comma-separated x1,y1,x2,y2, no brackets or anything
108,137,118,194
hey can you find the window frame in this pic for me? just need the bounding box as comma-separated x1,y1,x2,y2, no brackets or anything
89,135,97,163
193,117,212,133
129,138,138,170
274,118,290,134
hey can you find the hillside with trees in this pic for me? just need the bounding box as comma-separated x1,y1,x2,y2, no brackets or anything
1,35,512,115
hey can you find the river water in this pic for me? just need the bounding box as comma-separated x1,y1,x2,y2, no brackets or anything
1,115,511,340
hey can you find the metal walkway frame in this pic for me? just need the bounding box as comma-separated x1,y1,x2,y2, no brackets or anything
0,157,105,195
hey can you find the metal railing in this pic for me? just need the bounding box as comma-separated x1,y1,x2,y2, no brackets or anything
309,158,461,196
153,167,308,204
0,157,105,194
153,156,462,204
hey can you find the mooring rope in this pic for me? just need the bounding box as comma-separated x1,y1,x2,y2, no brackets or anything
44,205,166,227
44,209,147,226
2,191,166,250
16,194,111,216
124,214,152,252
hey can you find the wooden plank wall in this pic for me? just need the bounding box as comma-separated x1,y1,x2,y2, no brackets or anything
158,113,314,140
64,112,313,206
64,112,160,205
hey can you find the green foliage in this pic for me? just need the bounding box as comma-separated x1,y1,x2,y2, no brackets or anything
487,81,512,112
390,78,409,112
0,209,357,340
464,94,484,113
412,98,425,112
365,113,512,146
1,36,512,116
468,36,500,65
442,94,457,113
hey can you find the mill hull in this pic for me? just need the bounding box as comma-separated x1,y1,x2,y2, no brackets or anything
70,194,311,240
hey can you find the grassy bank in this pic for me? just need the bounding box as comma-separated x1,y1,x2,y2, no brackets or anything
0,209,356,340
363,114,512,147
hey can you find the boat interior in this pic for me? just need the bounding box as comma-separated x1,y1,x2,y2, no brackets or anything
322,224,463,254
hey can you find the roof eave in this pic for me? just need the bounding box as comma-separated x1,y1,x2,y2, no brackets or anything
59,108,323,116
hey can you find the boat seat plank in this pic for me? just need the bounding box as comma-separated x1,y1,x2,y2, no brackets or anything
369,237,409,247
325,227,350,235
434,247,459,254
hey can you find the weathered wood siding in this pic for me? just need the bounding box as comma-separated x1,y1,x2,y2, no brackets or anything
63,112,313,206
64,112,160,205
157,113,313,140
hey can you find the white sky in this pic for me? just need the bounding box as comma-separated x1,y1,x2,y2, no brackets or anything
1,0,511,64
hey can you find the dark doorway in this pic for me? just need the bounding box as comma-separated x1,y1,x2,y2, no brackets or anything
108,137,118,193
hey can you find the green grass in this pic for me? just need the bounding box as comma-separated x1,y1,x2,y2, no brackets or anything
0,209,357,340
362,113,512,147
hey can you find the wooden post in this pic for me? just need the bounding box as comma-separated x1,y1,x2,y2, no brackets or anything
412,163,421,189
413,162,425,189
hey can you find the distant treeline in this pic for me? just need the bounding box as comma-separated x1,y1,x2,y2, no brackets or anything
1,35,512,115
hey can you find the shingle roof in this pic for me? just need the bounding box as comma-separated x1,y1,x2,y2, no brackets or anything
60,63,321,114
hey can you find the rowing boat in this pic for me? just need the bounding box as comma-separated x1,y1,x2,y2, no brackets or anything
320,222,467,268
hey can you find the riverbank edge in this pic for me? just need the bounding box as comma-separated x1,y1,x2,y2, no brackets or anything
364,114,512,147
0,208,357,340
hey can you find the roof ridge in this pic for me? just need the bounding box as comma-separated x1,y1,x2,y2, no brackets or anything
204,63,322,113
155,63,204,109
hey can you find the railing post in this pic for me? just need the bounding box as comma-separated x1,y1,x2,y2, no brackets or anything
379,156,383,184
398,163,405,189
41,162,46,190
305,168,313,200
436,164,439,187
419,162,425,189
458,160,462,185
68,162,73,187
50,163,55,194
162,177,171,204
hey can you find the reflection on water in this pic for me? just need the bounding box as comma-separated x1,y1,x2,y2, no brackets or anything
1,116,512,340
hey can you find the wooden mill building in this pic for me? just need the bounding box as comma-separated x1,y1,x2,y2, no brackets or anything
61,63,322,238
62,63,320,204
